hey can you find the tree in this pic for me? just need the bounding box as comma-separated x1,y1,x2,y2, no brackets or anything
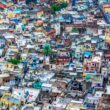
43,43,52,56
26,0,37,4
60,2,68,9
50,2,68,14
51,4,61,13
72,28,79,33
8,58,20,65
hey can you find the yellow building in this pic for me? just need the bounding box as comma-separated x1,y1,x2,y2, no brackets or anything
105,28,110,43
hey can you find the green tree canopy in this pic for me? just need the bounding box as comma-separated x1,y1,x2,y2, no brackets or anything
60,2,68,9
26,0,37,4
72,28,79,33
51,4,61,13
50,2,68,13
42,43,52,56
8,58,20,65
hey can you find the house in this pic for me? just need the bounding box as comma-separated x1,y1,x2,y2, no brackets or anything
0,36,6,48
0,72,15,85
0,23,9,30
101,4,110,24
97,93,110,110
22,44,36,53
105,28,110,44
93,37,104,49
83,55,101,73
51,22,61,35
12,88,40,103
43,26,56,38
57,56,70,65
66,100,86,110
57,49,70,65
58,14,73,26
63,63,76,72
63,38,72,47
0,49,5,57
0,73,10,85
73,45,83,61
0,93,22,107
3,33,15,47
52,98,70,110
105,54,110,62
41,6,53,16
83,41,93,52
37,9,44,17
5,46,19,60
63,23,86,33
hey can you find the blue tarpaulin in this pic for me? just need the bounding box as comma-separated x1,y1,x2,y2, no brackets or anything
32,57,38,61
84,52,92,57
11,19,22,24
13,9,22,13
57,44,64,48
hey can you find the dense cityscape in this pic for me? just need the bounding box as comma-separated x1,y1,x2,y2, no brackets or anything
0,0,110,110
